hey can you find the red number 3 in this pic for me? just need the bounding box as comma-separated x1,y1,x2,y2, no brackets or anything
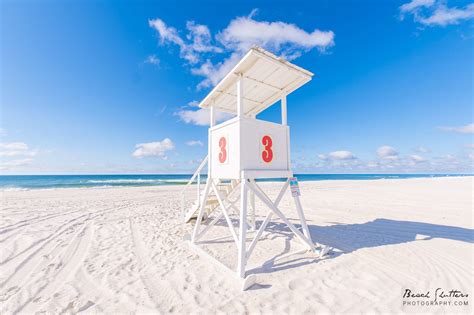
261,135,273,163
218,137,227,163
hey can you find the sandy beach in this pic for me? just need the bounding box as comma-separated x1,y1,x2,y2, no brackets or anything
0,176,472,314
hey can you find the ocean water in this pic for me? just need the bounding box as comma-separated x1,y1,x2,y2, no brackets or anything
0,174,469,191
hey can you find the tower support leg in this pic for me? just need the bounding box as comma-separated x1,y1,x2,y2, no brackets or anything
293,194,312,242
191,180,211,243
237,179,248,278
249,188,256,231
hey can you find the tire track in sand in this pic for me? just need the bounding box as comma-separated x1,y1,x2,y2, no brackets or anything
0,213,91,293
0,204,123,309
0,204,123,271
129,218,181,313
2,222,94,314
0,207,87,235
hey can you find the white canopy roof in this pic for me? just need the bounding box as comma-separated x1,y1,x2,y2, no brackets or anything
199,47,314,116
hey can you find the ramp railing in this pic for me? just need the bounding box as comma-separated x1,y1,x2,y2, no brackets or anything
180,155,208,220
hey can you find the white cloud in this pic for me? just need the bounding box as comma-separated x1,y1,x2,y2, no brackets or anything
149,11,334,89
187,100,200,107
413,146,431,153
400,1,474,26
132,138,174,159
298,148,473,173
429,154,462,171
186,140,203,147
439,123,474,134
191,53,242,89
377,145,399,160
186,21,223,54
155,105,167,116
410,154,426,162
300,145,473,173
217,12,334,54
0,142,37,157
0,142,28,151
366,161,379,168
316,151,357,166
441,154,457,161
148,18,196,63
144,54,160,66
419,4,474,26
329,150,355,160
176,108,233,126
149,18,222,64
0,158,34,170
400,0,435,13
193,13,334,89
318,154,328,160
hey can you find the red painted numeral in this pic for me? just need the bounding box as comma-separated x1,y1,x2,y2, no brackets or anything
218,137,227,163
261,135,273,163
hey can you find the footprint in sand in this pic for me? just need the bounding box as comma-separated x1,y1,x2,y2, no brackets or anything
288,278,313,290
0,286,20,301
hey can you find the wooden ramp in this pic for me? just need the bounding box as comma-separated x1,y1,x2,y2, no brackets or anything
184,180,240,223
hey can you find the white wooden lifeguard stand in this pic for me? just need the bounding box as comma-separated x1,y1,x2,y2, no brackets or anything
181,47,327,290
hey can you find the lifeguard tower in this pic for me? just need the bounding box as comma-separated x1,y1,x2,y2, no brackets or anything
181,47,327,290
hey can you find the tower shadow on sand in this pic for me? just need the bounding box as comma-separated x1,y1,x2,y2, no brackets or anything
247,218,473,276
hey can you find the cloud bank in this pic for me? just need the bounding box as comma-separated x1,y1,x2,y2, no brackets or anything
186,140,204,147
149,10,334,90
0,142,38,171
400,0,474,26
305,144,472,173
438,123,474,134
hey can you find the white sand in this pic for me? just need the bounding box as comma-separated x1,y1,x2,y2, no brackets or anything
0,177,472,314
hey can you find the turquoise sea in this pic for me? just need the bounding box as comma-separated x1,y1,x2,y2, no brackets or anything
0,174,470,190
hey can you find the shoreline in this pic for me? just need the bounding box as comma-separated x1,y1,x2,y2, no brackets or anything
1,175,472,192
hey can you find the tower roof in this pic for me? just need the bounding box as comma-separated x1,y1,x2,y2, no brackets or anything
199,47,314,116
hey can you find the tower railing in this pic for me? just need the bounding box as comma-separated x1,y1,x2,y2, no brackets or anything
180,155,208,220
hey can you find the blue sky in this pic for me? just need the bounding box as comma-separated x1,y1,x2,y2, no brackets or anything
1,0,473,174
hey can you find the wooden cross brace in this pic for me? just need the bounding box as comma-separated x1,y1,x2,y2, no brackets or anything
189,177,318,289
